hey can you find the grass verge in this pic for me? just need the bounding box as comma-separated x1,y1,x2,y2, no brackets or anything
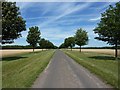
2,50,55,88
63,50,119,88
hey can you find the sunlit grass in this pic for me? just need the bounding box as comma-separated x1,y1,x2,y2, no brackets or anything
2,50,55,88
63,50,118,88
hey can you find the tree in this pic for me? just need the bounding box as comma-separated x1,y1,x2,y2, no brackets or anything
46,40,54,49
26,26,41,52
65,37,75,51
39,38,56,49
54,46,58,49
93,2,120,59
39,38,46,51
75,28,88,52
64,38,69,48
2,2,26,44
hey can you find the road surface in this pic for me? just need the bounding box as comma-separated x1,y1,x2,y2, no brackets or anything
32,50,111,88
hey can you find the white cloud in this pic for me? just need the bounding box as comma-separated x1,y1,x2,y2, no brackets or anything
89,16,101,21
89,2,116,21
16,2,30,10
25,16,57,20
99,2,116,13
40,27,75,46
11,1,115,47
16,2,37,15
37,2,92,28
41,27,75,40
20,28,29,38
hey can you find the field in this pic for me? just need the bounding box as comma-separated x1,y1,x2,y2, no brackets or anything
2,50,55,88
1,49,120,88
63,50,119,88
67,49,120,56
1,49,119,58
0,49,47,57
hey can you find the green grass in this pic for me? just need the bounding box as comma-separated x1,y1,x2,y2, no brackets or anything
63,50,119,88
2,50,55,88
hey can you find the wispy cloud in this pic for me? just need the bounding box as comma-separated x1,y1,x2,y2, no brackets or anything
40,27,76,46
16,2,32,11
38,2,92,28
21,29,29,38
25,16,53,20
89,16,101,21
12,2,117,47
41,27,75,39
99,2,116,13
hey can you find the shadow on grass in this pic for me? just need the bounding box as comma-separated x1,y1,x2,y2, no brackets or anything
89,55,116,60
2,56,28,61
29,51,41,54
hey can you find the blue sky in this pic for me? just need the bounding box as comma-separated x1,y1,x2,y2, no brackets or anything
9,1,117,47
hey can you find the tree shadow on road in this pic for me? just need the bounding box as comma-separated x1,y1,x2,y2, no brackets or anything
2,56,28,61
89,55,116,60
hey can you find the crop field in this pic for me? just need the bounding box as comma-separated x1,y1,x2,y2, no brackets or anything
0,49,47,57
67,49,120,56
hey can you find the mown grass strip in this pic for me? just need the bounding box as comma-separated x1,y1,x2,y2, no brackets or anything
63,50,118,88
2,50,55,88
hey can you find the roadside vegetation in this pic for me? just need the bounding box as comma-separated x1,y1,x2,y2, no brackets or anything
59,28,88,52
2,50,55,88
59,2,120,59
63,50,119,88
93,2,120,59
1,1,120,89
26,26,41,52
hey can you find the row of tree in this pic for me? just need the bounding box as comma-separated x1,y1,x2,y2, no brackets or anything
59,2,120,59
39,38,58,50
59,28,88,52
1,2,57,52
2,45,119,49
1,1,120,58
26,26,57,52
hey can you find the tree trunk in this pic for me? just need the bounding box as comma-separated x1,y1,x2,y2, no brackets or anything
71,47,72,51
80,46,81,52
42,48,43,51
115,41,118,59
33,46,34,52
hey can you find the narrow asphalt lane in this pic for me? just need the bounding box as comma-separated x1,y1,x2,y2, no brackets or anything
32,50,111,88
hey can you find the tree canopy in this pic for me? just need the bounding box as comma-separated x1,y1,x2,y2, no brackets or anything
93,2,120,58
26,26,41,52
44,40,54,49
75,28,88,52
2,2,26,44
64,37,75,51
39,38,56,49
39,38,46,50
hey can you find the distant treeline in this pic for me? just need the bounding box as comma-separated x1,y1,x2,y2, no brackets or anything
60,46,120,49
1,45,120,49
73,46,120,49
1,45,58,49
